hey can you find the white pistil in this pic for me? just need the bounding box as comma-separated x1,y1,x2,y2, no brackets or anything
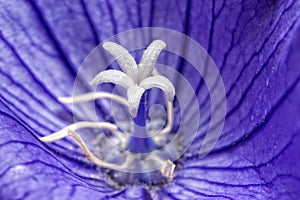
40,40,177,180
90,40,175,117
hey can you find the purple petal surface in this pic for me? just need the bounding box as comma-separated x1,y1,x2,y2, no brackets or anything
0,0,299,199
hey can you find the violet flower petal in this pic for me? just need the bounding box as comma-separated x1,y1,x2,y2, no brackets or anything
0,0,299,199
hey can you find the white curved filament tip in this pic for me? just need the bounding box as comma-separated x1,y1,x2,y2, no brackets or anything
138,40,166,81
159,100,174,135
140,75,175,101
103,42,138,80
89,70,134,89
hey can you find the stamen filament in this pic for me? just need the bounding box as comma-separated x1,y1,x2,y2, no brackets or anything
39,122,119,142
58,92,128,106
67,130,129,170
152,69,174,136
159,100,174,135
69,129,175,176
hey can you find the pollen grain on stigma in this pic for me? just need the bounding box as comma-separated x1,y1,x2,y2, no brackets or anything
39,40,179,186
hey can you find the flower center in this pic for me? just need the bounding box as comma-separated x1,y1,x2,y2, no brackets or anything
39,40,179,186
92,109,181,186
